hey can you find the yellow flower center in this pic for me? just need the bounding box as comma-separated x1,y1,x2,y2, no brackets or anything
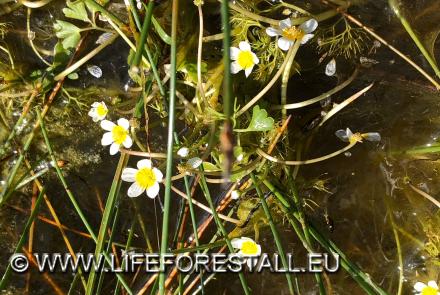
112,126,128,145
135,168,156,189
241,241,258,255
96,104,107,117
422,286,438,295
237,51,254,69
282,27,305,41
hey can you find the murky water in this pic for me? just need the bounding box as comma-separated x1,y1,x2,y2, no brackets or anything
1,0,439,294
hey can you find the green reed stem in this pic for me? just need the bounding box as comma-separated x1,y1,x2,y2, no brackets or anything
0,187,46,290
198,167,250,295
37,111,133,295
132,1,154,69
221,0,232,120
158,0,178,292
250,173,295,295
281,41,300,121
114,220,136,295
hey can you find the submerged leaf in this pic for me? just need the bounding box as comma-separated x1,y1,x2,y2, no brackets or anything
54,20,81,50
62,1,90,22
236,105,274,132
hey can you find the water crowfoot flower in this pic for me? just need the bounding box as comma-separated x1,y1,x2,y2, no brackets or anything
121,159,163,198
266,18,318,51
88,101,108,122
231,237,262,268
414,281,440,295
177,147,189,158
101,118,133,155
230,41,259,77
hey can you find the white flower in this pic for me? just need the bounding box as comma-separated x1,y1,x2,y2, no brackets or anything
177,147,189,158
100,118,133,155
231,190,240,200
88,102,108,122
266,18,318,51
231,237,262,268
230,41,259,77
187,157,202,169
121,159,163,198
414,281,439,295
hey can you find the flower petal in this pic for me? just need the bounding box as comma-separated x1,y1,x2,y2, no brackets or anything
279,18,292,30
137,159,152,169
153,167,163,182
109,142,120,155
244,66,253,78
266,27,281,37
230,47,240,60
121,168,137,182
146,182,160,198
300,33,314,45
100,120,115,131
414,282,427,292
238,41,251,51
88,109,96,117
278,37,294,51
428,281,439,290
92,102,100,107
122,135,133,148
231,61,242,74
299,18,318,34
252,52,259,64
231,238,244,249
128,182,144,197
101,132,113,146
92,116,99,122
117,118,130,130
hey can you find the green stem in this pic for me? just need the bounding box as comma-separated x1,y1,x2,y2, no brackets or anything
221,0,232,121
250,173,295,295
132,1,154,69
281,41,300,121
158,0,178,292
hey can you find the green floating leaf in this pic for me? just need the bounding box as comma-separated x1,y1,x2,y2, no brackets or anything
235,105,274,132
54,20,81,50
62,1,90,22
202,162,220,172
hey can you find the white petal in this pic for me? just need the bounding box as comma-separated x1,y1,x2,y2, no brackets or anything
177,147,189,158
244,66,253,78
92,102,100,107
122,135,133,148
146,182,160,198
299,18,318,34
279,18,292,30
92,116,99,122
153,167,163,182
128,182,144,197
88,109,96,117
325,58,336,76
117,118,130,130
137,159,152,169
238,41,251,51
121,168,137,182
100,120,115,131
231,238,244,249
187,157,202,169
230,47,240,60
101,132,113,146
109,143,120,155
428,281,439,289
278,37,294,51
301,34,314,45
252,52,259,64
231,61,242,74
414,282,427,292
266,27,281,37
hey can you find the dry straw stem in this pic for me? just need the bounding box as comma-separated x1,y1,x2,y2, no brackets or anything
408,183,440,208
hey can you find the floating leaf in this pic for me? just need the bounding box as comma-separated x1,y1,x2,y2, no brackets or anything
202,162,220,172
87,65,102,78
235,105,274,132
54,20,81,50
62,1,90,22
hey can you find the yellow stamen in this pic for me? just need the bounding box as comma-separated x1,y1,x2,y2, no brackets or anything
282,27,305,41
135,168,156,189
237,51,254,69
96,104,107,117
241,241,258,255
422,286,438,295
112,125,128,145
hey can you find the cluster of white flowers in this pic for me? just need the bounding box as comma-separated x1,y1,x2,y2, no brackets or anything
230,18,318,77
